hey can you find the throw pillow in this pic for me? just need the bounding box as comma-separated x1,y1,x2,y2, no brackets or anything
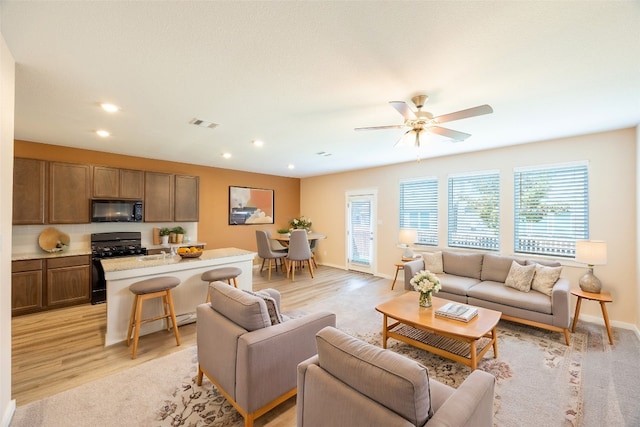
531,264,562,296
504,261,536,292
422,251,444,274
244,290,283,325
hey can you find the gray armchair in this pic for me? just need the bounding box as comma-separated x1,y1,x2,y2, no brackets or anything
197,282,336,427
297,327,495,427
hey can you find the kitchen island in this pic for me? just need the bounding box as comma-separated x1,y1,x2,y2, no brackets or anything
102,247,256,346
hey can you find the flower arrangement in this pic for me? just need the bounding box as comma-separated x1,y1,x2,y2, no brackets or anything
289,216,312,231
410,270,441,307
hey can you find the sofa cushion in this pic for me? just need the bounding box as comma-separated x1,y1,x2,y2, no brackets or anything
315,326,433,425
468,281,553,314
481,254,525,283
504,261,536,292
422,251,444,274
437,273,481,297
531,264,562,296
442,251,484,279
210,282,271,331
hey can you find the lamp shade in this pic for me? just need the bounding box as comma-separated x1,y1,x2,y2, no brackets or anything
575,240,607,265
399,229,417,245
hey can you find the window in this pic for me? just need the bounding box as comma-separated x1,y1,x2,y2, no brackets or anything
514,162,588,257
399,178,438,246
448,171,500,250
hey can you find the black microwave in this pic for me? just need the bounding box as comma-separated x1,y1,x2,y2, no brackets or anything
91,200,143,222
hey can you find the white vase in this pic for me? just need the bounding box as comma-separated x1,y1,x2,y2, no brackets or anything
161,235,169,245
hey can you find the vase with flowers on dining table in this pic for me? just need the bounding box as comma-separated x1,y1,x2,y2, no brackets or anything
410,269,441,308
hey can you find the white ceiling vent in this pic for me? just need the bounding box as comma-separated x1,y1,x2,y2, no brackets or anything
189,118,219,129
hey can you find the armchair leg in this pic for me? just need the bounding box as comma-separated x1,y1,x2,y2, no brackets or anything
197,365,204,386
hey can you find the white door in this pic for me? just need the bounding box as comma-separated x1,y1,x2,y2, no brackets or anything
346,190,376,274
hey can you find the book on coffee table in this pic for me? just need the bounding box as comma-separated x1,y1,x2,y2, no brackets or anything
435,302,479,322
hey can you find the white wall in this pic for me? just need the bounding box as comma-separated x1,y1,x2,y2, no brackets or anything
0,30,16,427
302,128,638,327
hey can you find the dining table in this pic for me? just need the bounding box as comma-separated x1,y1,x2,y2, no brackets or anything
270,232,327,247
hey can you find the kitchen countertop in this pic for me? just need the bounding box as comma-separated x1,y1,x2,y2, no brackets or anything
12,248,92,261
101,247,255,273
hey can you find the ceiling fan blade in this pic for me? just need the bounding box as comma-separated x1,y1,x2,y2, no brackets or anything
394,129,413,147
355,125,405,131
389,101,416,120
433,104,493,124
428,126,471,141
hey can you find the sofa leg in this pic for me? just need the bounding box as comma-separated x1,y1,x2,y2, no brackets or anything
197,365,204,386
563,328,571,346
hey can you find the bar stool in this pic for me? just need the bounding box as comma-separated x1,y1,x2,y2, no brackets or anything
126,276,181,359
201,266,242,302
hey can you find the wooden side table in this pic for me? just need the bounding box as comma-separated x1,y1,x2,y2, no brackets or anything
571,287,614,344
391,257,420,290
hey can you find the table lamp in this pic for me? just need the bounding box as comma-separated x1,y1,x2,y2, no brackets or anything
398,229,417,258
575,240,607,293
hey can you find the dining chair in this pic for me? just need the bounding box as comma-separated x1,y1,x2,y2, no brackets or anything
286,229,314,280
256,230,288,280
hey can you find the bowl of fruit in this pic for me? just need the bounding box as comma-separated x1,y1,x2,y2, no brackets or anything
177,246,203,259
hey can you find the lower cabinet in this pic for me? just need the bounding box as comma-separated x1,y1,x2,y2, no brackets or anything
11,260,44,315
11,255,91,316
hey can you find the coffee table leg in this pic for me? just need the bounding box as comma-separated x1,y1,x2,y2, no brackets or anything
470,340,477,371
492,326,498,359
382,314,388,349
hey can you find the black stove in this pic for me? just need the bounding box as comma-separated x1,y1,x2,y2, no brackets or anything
90,232,147,304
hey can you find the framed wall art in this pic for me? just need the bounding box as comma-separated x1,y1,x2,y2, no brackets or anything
228,186,274,225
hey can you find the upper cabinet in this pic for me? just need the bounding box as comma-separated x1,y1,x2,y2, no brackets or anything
144,171,174,222
92,166,144,199
174,175,199,222
13,158,199,225
144,172,199,222
49,162,91,224
13,158,46,225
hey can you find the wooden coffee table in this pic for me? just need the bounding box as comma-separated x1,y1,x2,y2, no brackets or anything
375,292,501,370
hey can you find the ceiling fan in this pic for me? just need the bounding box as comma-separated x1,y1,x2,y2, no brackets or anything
355,95,493,147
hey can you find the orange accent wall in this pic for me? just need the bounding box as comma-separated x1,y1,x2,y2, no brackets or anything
14,140,300,252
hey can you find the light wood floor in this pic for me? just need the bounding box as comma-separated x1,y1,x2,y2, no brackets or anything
11,264,390,407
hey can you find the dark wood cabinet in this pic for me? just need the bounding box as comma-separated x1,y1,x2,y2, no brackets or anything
144,171,174,222
11,260,44,315
12,255,91,316
49,162,90,223
92,166,144,199
46,256,91,307
13,158,46,225
174,175,199,222
120,168,144,199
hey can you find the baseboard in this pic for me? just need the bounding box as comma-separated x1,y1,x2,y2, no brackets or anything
1,399,16,427
576,313,640,339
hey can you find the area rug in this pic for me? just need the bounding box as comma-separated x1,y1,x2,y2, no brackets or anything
156,322,586,427
12,322,586,427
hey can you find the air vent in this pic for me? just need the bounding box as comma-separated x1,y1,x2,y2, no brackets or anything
189,118,219,129
316,151,332,157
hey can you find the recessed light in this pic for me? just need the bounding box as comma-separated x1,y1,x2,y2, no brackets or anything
287,164,295,170
100,103,120,113
96,130,110,137
253,139,264,147
222,152,232,159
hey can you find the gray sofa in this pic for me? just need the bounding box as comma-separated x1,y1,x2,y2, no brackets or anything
404,251,571,344
297,326,495,427
197,282,336,427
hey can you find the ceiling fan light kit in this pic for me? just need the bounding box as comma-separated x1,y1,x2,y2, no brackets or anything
356,94,493,148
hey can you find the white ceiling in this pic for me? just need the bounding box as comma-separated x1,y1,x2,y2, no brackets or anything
1,1,639,178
